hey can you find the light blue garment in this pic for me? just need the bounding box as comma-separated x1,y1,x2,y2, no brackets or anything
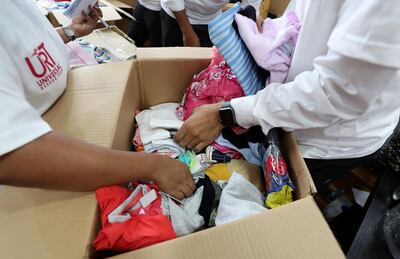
215,135,261,166
208,3,263,96
178,150,205,180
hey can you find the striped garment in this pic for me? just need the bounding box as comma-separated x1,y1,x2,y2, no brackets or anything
208,3,264,96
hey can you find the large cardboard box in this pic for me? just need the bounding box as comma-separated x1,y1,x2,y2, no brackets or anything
0,48,344,259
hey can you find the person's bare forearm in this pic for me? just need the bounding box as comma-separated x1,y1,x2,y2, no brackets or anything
173,10,195,35
173,10,200,46
0,132,158,191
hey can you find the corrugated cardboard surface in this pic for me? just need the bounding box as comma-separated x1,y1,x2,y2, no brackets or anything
0,188,95,259
112,197,343,259
269,0,290,16
0,61,136,259
136,48,211,108
44,61,136,148
280,131,317,199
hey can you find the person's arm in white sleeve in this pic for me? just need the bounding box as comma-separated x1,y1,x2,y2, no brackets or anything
162,0,200,46
231,49,399,134
174,49,399,151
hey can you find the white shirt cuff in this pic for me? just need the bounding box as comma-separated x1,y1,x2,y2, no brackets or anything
231,95,258,128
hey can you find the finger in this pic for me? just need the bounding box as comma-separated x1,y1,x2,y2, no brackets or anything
94,5,103,17
181,186,193,198
169,191,184,201
194,142,206,153
186,138,199,150
89,5,98,17
187,180,196,192
81,10,88,19
180,134,197,148
91,7,99,18
174,127,187,145
177,191,186,200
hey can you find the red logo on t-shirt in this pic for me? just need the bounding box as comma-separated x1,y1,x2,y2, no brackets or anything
25,42,63,90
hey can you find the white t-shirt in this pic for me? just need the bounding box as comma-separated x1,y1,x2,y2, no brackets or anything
231,0,400,159
0,0,69,156
138,0,161,11
161,0,261,25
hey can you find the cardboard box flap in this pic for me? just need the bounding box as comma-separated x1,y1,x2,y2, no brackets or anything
111,196,344,259
281,131,317,198
136,47,211,108
44,61,136,148
0,187,96,259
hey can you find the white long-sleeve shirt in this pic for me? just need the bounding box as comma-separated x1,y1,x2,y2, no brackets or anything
231,0,400,159
161,0,261,25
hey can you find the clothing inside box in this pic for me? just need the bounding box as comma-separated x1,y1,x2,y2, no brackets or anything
89,44,312,255
92,104,299,255
93,127,297,256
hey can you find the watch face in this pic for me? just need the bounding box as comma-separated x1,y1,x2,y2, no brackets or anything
219,107,235,127
65,27,75,37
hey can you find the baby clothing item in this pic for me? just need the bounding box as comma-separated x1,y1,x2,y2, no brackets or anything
213,126,266,166
195,175,215,227
76,39,122,64
205,163,231,182
178,150,206,180
235,11,301,83
208,3,264,96
136,103,183,145
215,135,261,166
93,185,176,252
161,187,205,237
66,40,98,67
144,139,185,158
208,143,243,160
205,160,263,193
176,47,244,121
215,173,267,225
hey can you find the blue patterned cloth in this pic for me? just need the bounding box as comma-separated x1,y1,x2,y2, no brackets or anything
208,3,264,96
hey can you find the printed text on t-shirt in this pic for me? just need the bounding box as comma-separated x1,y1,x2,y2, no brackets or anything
25,42,64,90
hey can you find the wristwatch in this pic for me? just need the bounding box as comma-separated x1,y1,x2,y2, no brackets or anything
63,25,76,41
219,101,237,127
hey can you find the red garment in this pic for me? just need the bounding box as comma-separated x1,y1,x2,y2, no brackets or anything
176,47,245,121
93,185,176,252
